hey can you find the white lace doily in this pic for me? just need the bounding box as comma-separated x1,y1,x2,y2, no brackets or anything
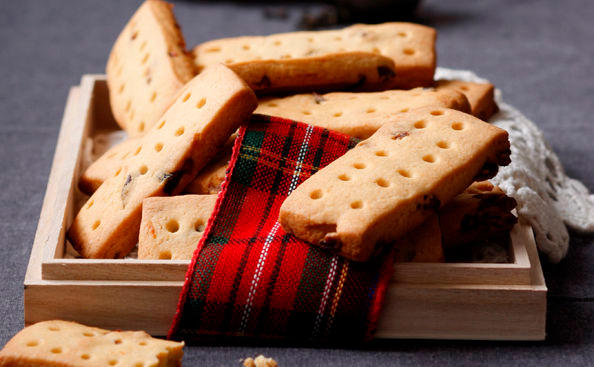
436,68,594,263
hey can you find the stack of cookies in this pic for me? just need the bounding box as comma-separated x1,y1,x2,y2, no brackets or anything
68,0,515,263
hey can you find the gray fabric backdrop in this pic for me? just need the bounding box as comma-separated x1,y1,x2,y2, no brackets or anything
0,0,592,365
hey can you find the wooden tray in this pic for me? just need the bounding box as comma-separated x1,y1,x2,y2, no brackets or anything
24,75,547,340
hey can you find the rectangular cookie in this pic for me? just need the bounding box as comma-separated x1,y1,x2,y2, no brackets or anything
435,80,499,121
439,181,517,248
193,22,436,92
394,214,444,262
106,0,196,136
79,137,142,195
184,135,235,194
256,87,470,139
67,65,257,258
279,107,511,261
0,320,184,366
139,194,217,260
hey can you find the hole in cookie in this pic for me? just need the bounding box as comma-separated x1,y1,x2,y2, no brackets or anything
398,169,412,178
436,141,449,149
166,219,179,233
108,360,118,366
376,178,389,188
92,220,100,230
114,339,122,345
350,201,363,209
206,46,221,52
157,120,165,129
26,340,38,347
242,44,250,50
118,84,125,94
139,341,147,346
414,120,426,129
403,48,415,55
133,146,142,156
138,122,145,132
87,200,94,209
134,363,144,367
422,154,436,163
196,97,206,108
131,31,138,40
139,165,148,175
175,127,185,136
397,31,407,37
48,326,60,331
141,53,149,64
114,167,122,177
129,109,135,120
307,37,314,43
159,251,172,260
51,347,62,354
125,100,131,112
273,40,282,46
140,41,147,51
150,91,157,102
334,36,342,41
225,58,234,63
353,162,366,169
460,85,470,91
154,143,163,152
302,111,311,115
267,103,278,108
379,95,389,100
431,110,444,116
333,112,342,117
451,122,464,130
372,47,380,53
182,93,191,102
195,219,205,232
400,108,409,113
81,354,90,360
281,54,292,59
338,174,350,181
117,66,123,77
310,190,322,200
83,332,94,337
366,108,376,113
375,150,387,157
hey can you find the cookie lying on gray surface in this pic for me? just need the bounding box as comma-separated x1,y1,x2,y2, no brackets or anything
193,22,435,92
0,320,184,367
279,107,511,261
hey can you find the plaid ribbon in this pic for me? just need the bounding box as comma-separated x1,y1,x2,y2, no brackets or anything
169,114,395,342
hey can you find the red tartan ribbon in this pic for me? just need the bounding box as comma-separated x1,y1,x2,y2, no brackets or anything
169,114,395,342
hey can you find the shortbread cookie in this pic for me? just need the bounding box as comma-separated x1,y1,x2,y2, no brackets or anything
256,88,470,139
0,320,183,366
106,0,196,136
139,195,217,259
79,138,142,195
193,22,436,92
435,80,499,121
439,181,517,248
184,135,235,194
68,65,257,258
279,107,511,261
394,214,444,262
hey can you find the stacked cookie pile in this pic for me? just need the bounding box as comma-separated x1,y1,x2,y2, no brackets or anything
69,0,515,263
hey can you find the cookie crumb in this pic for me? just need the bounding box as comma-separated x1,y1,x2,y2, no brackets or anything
242,355,278,367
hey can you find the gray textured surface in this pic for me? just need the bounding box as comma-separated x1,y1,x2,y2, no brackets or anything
0,0,592,365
